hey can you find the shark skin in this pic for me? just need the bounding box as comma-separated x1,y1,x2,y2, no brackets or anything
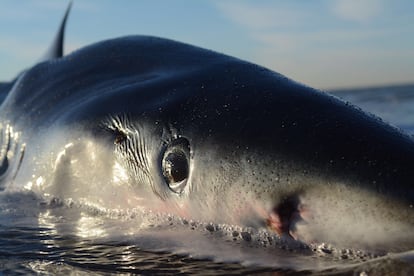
0,4,413,253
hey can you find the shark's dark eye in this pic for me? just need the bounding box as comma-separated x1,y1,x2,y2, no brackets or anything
162,138,190,194
164,151,188,182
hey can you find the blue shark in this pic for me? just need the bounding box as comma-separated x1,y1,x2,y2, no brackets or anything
0,4,413,252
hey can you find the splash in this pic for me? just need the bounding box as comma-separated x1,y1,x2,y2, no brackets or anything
0,127,412,272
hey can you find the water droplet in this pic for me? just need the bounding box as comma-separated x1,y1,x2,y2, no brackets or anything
240,232,251,242
205,224,215,232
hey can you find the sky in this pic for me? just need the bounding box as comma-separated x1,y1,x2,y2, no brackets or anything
0,0,413,89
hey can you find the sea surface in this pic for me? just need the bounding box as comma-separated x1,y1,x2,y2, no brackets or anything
1,84,414,275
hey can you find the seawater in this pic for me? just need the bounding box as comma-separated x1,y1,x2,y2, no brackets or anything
332,84,414,134
1,84,414,275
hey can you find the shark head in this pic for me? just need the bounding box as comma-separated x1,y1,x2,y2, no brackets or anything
0,4,413,254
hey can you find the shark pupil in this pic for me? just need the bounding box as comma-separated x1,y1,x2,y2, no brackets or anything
163,151,189,183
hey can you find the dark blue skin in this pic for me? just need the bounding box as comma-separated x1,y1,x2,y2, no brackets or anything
2,36,413,203
0,6,413,247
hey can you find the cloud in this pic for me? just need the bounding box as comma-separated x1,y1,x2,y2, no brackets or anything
65,40,86,55
0,37,44,60
0,34,85,81
254,44,414,89
332,0,384,23
213,0,414,88
255,28,392,52
0,1,99,22
215,1,308,30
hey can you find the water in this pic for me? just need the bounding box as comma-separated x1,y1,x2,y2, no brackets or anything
332,84,414,134
1,84,414,275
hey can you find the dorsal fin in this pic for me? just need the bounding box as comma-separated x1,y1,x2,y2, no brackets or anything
40,2,72,62
0,2,72,102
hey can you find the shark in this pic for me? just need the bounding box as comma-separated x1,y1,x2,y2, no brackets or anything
0,4,413,253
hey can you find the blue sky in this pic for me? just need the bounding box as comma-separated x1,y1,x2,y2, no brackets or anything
0,0,413,89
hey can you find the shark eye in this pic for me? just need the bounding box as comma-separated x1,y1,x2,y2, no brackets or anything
162,138,190,194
